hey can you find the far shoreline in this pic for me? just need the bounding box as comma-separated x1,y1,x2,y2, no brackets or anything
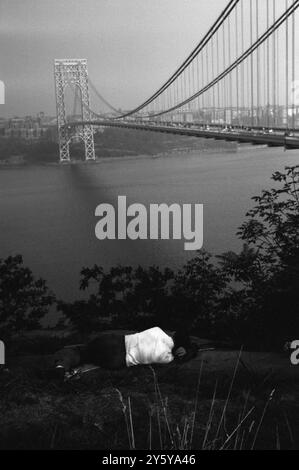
0,143,257,170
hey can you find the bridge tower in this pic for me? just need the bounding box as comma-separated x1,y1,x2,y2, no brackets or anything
54,59,95,162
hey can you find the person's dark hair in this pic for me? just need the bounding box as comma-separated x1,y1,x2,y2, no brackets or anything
173,330,191,353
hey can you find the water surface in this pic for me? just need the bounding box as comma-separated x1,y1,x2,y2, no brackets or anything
0,147,298,302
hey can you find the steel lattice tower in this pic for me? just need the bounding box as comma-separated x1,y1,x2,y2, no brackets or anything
54,59,95,162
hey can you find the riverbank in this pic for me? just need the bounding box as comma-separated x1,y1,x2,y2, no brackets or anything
0,144,239,169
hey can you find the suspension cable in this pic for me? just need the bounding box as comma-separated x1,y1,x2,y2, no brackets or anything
113,0,240,119
137,0,299,119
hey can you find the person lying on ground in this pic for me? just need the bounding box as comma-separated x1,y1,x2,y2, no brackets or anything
51,327,198,380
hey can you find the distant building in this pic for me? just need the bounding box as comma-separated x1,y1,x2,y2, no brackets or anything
0,118,6,136
2,113,56,141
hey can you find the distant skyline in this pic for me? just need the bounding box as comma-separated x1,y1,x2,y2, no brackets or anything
0,0,228,117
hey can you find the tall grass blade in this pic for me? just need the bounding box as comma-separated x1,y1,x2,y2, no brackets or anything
215,347,243,441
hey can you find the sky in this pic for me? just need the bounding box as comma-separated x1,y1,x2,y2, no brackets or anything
0,0,228,117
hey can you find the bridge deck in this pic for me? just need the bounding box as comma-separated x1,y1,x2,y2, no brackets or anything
68,120,299,150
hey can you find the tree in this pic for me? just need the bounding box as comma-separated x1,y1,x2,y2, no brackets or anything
58,264,175,332
219,165,299,349
171,251,228,334
0,255,55,340
238,166,299,267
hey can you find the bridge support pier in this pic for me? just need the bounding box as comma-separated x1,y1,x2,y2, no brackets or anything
54,59,95,162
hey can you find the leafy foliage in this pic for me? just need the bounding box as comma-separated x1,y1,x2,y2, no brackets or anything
219,165,299,348
0,255,54,339
238,166,299,270
58,264,175,332
170,251,228,332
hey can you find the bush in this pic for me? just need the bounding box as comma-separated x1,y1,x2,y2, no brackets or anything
0,255,55,341
219,165,299,349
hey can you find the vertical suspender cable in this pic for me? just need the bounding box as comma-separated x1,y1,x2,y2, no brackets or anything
228,13,233,124
184,68,187,107
250,0,254,127
211,36,215,123
177,76,179,111
256,0,260,126
247,44,251,123
236,3,239,126
202,51,205,121
223,21,226,123
267,0,270,127
217,28,220,123
196,53,200,120
206,43,210,117
273,0,276,126
292,3,295,129
188,62,191,102
276,7,280,127
241,0,245,126
192,58,195,112
286,0,289,130
263,32,266,125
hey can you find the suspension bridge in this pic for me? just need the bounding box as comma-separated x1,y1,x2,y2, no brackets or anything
54,0,299,162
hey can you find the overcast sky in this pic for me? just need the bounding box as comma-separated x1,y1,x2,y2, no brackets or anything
0,0,228,117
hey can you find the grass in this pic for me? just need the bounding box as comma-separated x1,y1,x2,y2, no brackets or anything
113,352,282,450
0,349,299,450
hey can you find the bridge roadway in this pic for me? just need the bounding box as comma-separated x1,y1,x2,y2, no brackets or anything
69,120,299,150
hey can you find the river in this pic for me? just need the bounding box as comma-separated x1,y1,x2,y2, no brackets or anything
0,146,298,304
